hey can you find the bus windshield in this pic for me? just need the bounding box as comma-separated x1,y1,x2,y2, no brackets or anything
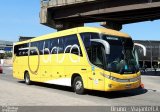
80,33,139,74
102,35,139,74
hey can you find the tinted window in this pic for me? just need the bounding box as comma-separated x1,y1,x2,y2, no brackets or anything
14,43,29,56
14,34,82,56
80,33,105,68
81,33,100,48
50,38,58,54
37,41,44,55
64,35,82,56
30,42,39,55
43,39,51,54
80,33,100,59
91,42,105,69
58,38,64,53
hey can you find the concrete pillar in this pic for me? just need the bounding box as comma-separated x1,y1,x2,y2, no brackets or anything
100,21,122,31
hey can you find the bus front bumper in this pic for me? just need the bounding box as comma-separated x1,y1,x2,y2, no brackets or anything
105,79,141,91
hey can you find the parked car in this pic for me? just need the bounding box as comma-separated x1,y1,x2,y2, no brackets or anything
0,65,3,73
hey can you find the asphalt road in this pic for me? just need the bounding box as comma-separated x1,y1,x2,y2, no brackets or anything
0,66,160,111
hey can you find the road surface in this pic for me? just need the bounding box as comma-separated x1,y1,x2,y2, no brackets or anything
0,66,160,107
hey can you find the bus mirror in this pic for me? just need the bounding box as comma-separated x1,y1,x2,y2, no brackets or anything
90,39,110,54
134,43,146,56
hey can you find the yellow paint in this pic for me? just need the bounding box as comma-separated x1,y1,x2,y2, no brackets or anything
13,27,141,92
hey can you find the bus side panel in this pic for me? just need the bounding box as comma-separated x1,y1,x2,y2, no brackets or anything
13,56,28,80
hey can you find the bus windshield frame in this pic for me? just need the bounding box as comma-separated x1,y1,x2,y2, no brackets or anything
80,32,139,74
101,34,139,74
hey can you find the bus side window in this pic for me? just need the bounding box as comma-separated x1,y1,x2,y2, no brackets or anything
50,38,58,54
30,49,38,55
14,45,19,56
30,42,38,55
58,38,64,53
80,33,100,61
14,43,29,56
80,33,106,69
43,39,51,54
91,42,105,69
37,41,44,55
64,35,82,56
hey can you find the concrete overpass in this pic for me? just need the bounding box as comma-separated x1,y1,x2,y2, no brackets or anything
40,0,160,30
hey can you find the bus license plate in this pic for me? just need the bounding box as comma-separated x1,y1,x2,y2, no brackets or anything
125,84,131,88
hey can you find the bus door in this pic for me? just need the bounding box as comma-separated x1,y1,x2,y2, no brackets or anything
90,42,106,91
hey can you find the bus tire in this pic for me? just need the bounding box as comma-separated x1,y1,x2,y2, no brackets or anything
24,72,31,85
73,76,85,94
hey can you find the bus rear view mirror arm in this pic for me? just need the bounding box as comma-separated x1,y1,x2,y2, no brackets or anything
134,43,146,56
90,39,110,54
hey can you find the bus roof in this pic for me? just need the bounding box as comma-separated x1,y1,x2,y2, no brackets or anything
78,27,130,38
14,27,130,45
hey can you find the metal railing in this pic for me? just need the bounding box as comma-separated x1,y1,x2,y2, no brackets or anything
41,0,96,7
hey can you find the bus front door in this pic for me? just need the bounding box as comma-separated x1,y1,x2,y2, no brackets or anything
90,43,106,91
92,66,105,91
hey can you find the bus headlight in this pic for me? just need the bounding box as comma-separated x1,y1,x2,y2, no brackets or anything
101,73,110,79
101,73,141,83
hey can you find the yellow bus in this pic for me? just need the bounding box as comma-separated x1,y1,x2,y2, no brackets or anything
13,27,146,94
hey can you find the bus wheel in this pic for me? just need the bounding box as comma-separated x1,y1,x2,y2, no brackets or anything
73,76,85,94
24,72,31,85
